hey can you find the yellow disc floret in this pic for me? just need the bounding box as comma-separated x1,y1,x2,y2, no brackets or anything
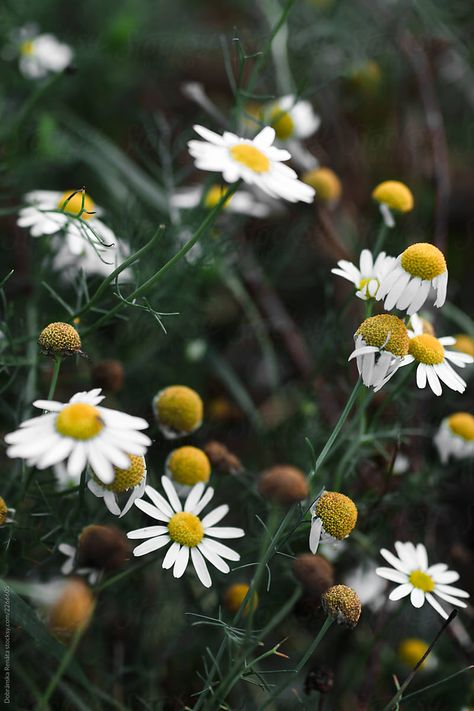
356,314,409,357
372,181,414,213
303,167,342,203
409,570,435,592
167,512,204,547
0,497,8,526
270,107,295,140
315,491,358,540
38,322,81,356
321,585,361,628
204,185,233,209
56,403,104,440
154,386,203,437
447,413,474,441
230,144,270,173
400,243,446,280
408,334,445,365
21,40,34,56
93,454,145,492
224,583,259,616
398,638,430,668
454,335,474,358
167,446,211,487
57,190,94,219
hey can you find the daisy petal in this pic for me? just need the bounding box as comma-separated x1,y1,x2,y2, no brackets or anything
191,547,212,588
389,583,412,601
205,526,245,539
132,536,170,557
161,476,182,513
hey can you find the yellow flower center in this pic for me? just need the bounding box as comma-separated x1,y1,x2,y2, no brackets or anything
230,144,270,173
38,322,81,355
409,569,435,592
167,512,204,547
448,412,474,441
401,243,446,280
408,334,445,365
321,585,361,628
154,385,203,435
270,107,295,140
56,403,104,440
167,446,211,486
454,335,474,357
315,491,358,540
21,40,34,56
224,583,258,616
204,185,233,209
356,314,409,357
57,191,95,220
302,167,342,203
372,181,414,213
358,276,379,295
0,497,8,526
398,638,429,668
93,454,145,492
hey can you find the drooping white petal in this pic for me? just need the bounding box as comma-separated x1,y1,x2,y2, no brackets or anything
132,536,170,557
191,547,212,588
389,583,413,601
410,587,425,608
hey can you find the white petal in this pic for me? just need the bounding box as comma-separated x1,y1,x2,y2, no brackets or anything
425,592,448,619
380,548,410,574
389,583,413,600
202,504,229,529
416,543,428,571
309,518,322,554
205,526,245,539
416,363,427,389
410,587,425,608
134,499,169,522
435,583,469,598
184,482,206,512
375,567,408,584
173,546,190,578
67,443,87,477
426,366,442,396
192,487,215,515
132,536,170,557
433,590,468,607
161,476,182,513
432,570,459,584
162,542,181,569
145,485,174,518
127,525,168,539
191,547,212,588
201,538,240,561
198,541,230,573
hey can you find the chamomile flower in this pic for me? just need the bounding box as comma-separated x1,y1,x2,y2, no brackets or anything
376,243,448,315
349,314,409,391
188,125,315,204
303,167,342,206
51,232,131,281
376,541,469,619
434,413,474,463
331,249,395,300
372,181,414,228
396,314,473,396
153,385,203,439
309,491,358,554
166,446,211,495
127,477,244,588
264,95,320,141
16,27,73,79
398,638,437,670
170,184,274,218
87,454,147,517
5,388,151,484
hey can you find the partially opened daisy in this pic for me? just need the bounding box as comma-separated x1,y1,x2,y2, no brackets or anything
188,125,315,204
395,314,473,396
16,27,73,79
349,314,409,391
170,184,275,218
127,477,245,588
87,454,147,517
264,95,320,142
331,249,395,300
376,541,469,619
376,243,448,315
309,491,358,554
5,388,151,484
434,413,474,463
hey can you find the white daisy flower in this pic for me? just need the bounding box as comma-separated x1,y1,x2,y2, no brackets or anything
343,562,386,612
188,125,315,204
87,454,147,517
434,413,474,463
331,249,396,300
375,243,448,315
58,543,100,585
170,184,275,218
309,491,358,554
394,314,473,396
349,314,410,391
127,477,245,588
264,95,320,142
50,233,131,281
5,388,151,484
17,28,73,79
17,190,118,259
376,541,469,619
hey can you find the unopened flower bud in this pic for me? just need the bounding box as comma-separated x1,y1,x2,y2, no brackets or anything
258,465,309,505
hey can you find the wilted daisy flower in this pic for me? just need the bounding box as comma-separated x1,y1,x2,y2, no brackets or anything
224,583,258,616
376,541,469,619
434,413,474,463
309,491,358,554
372,180,414,228
398,638,437,670
16,27,73,79
128,477,244,588
38,322,82,358
331,249,395,300
5,388,151,483
166,446,211,495
321,585,361,628
349,314,409,391
58,543,100,585
17,190,119,259
376,243,448,315
396,313,473,396
87,454,147,517
60,525,129,582
188,125,315,204
153,385,203,439
264,95,320,141
303,167,342,206
170,184,274,218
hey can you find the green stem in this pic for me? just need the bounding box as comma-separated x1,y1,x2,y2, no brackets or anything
258,616,334,710
47,355,62,400
82,184,238,338
37,627,83,709
373,222,388,256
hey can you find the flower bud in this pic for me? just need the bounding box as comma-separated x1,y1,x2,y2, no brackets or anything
258,465,309,504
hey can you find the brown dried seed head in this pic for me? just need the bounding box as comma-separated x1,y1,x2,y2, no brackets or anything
321,584,361,628
292,554,335,596
204,440,243,475
78,525,129,571
257,465,309,504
